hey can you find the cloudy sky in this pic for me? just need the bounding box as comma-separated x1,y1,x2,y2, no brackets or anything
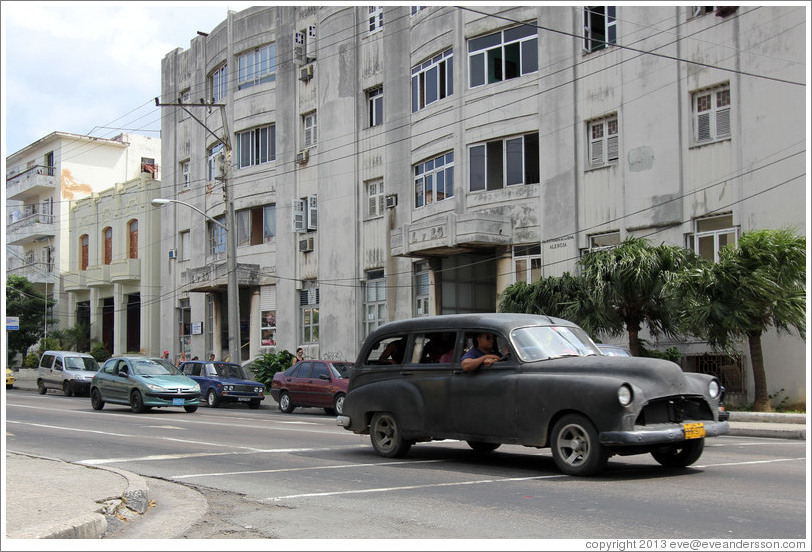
2,1,256,156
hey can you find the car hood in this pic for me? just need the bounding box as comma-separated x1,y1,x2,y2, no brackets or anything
214,377,263,386
524,356,703,395
138,375,198,389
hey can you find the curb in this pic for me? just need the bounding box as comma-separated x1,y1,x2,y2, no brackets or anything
8,451,151,539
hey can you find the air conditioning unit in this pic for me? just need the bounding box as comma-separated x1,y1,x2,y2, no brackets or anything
299,237,314,253
168,249,177,259
299,65,313,82
385,194,398,209
295,149,310,165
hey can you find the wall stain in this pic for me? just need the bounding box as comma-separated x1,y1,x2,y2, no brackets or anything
61,169,92,200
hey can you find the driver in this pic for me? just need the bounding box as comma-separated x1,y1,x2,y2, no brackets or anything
460,332,502,372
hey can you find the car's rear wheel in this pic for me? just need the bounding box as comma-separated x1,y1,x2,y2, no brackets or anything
279,392,295,413
550,413,608,476
37,380,47,395
184,405,198,413
90,388,105,410
248,398,261,409
651,438,705,468
467,441,501,453
62,381,73,397
333,393,345,415
130,390,148,413
370,412,412,458
206,388,220,408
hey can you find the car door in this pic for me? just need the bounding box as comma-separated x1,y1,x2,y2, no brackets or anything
108,359,132,403
285,362,312,404
450,331,520,440
95,359,119,402
305,362,333,407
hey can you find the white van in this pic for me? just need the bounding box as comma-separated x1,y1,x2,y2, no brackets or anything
37,351,100,397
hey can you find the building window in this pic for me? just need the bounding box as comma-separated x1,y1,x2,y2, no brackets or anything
209,216,226,256
411,6,427,16
368,6,383,34
292,195,318,233
469,132,539,191
414,261,430,317
208,143,224,182
412,49,453,112
468,25,537,88
293,26,317,64
261,309,276,346
206,295,214,356
687,214,737,263
693,83,731,143
42,246,54,273
180,160,190,189
583,6,617,53
300,286,320,343
102,227,112,265
179,89,190,120
178,298,191,358
691,6,716,17
367,179,384,219
514,244,541,284
237,205,276,246
128,219,138,259
237,125,275,168
210,63,227,102
588,115,619,168
303,111,317,148
365,269,387,336
414,151,454,208
367,86,383,127
238,43,276,90
582,231,621,256
180,231,190,261
80,234,89,271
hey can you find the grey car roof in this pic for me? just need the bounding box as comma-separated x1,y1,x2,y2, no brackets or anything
366,313,577,340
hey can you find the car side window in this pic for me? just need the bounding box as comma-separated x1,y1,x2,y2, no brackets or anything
366,335,409,365
463,331,511,362
415,332,457,364
312,363,329,380
54,357,63,371
296,362,313,379
40,354,54,369
190,363,203,376
118,362,129,377
102,360,116,375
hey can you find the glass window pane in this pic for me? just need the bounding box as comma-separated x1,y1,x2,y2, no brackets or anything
504,42,520,80
506,137,523,185
469,145,485,191
521,39,538,74
486,140,503,190
487,47,502,83
426,66,438,104
470,53,484,87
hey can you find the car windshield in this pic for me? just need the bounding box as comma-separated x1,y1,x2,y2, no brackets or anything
64,357,99,372
208,363,247,379
131,359,182,376
330,362,352,379
510,325,600,361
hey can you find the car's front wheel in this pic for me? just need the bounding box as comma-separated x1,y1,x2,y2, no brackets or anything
278,392,295,413
62,381,73,397
206,389,220,408
370,412,412,458
37,380,47,395
651,439,705,468
184,405,198,413
550,413,608,476
130,390,149,413
90,388,105,410
248,398,261,409
467,441,501,453
333,393,345,415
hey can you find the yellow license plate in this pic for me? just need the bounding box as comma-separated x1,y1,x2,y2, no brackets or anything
683,422,705,439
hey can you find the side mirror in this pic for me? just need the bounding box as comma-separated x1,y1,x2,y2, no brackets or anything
319,375,330,380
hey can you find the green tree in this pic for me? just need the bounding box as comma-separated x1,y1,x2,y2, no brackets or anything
249,350,295,387
668,228,806,412
6,275,53,364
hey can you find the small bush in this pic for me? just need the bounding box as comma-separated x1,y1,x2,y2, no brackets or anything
640,346,681,363
24,353,40,369
90,342,111,363
250,350,294,387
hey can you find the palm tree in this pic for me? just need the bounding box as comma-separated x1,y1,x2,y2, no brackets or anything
668,229,806,411
573,237,702,356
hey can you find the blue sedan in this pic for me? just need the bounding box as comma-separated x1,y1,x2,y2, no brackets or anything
179,361,265,409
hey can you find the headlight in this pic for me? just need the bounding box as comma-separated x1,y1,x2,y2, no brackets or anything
709,380,720,399
191,383,200,393
617,384,633,406
255,387,263,393
146,383,167,392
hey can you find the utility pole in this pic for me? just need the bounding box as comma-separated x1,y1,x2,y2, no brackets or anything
154,97,241,364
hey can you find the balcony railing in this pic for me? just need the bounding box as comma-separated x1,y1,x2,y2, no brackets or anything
85,264,111,287
6,212,56,246
110,258,141,282
6,165,57,201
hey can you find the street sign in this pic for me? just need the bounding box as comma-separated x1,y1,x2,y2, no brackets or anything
6,316,20,331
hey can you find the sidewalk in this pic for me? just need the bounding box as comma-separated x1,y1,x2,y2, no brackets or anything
3,368,806,540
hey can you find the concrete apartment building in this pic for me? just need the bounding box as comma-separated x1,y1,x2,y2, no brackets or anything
6,132,161,355
159,6,806,406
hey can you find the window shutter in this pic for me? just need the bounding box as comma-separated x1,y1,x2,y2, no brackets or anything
590,138,604,166
716,107,730,137
307,195,318,230
261,285,276,311
293,32,306,65
306,25,317,60
607,134,619,162
292,199,305,232
582,8,591,52
697,112,711,141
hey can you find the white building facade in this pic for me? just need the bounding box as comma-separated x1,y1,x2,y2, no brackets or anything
6,132,161,348
159,6,806,406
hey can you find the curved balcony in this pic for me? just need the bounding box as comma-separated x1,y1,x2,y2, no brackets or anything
6,165,57,201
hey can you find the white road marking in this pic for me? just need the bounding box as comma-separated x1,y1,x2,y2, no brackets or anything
695,457,806,468
6,420,131,437
78,445,368,465
172,458,446,479
266,474,567,501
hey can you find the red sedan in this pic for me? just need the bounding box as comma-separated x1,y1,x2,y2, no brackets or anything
270,359,352,415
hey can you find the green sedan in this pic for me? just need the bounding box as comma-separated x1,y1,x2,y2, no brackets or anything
91,356,201,413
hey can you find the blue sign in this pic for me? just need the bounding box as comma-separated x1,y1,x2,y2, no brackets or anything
6,316,20,331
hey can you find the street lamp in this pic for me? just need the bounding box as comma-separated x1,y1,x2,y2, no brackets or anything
152,197,240,363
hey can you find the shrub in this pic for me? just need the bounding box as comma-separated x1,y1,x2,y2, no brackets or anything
90,342,111,363
640,346,681,364
24,353,40,369
250,350,294,387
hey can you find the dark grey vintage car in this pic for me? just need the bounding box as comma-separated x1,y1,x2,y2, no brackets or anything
337,313,729,476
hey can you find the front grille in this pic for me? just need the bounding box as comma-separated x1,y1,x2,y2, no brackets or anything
635,396,714,425
148,392,200,400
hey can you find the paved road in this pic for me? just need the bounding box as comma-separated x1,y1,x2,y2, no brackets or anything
5,391,807,540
